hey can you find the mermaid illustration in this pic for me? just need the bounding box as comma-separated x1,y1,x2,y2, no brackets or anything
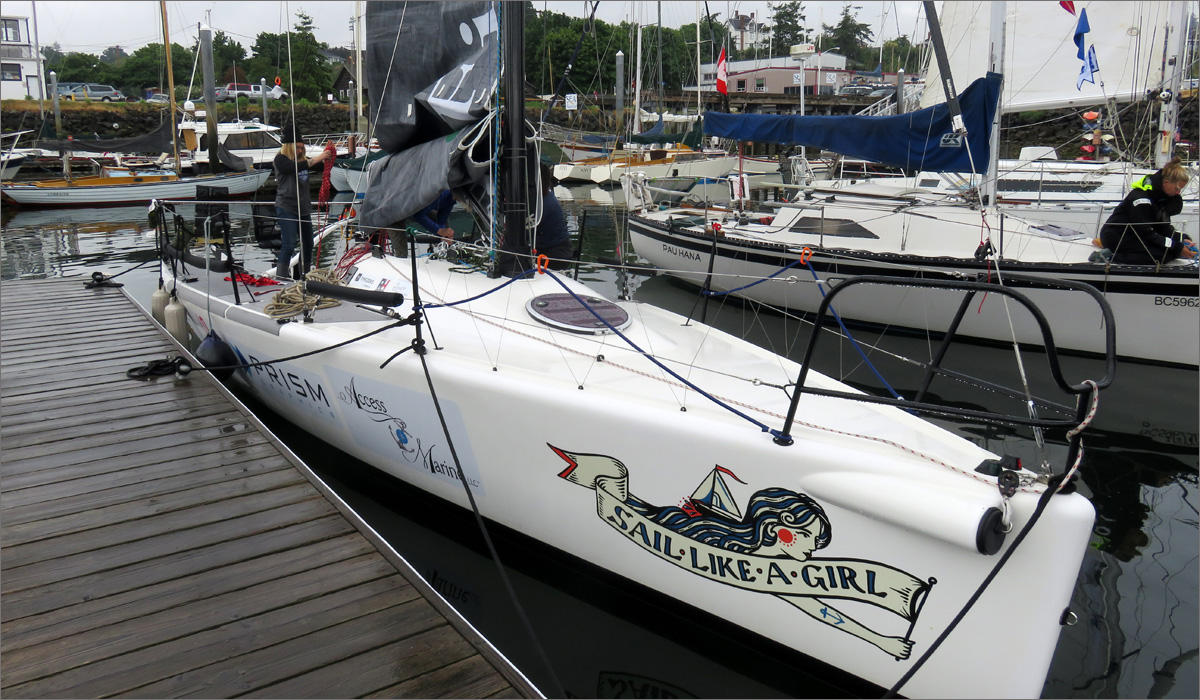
553,446,920,660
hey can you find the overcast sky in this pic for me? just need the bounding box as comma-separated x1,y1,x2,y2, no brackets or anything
10,1,925,55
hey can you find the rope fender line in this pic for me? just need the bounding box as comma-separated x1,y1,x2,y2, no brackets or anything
124,316,413,381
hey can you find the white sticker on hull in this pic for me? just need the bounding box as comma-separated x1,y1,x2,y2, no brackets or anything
325,368,484,494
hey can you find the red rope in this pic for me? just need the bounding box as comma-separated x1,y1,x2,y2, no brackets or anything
317,142,337,208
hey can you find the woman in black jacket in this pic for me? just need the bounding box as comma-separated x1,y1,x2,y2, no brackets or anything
1099,157,1195,265
273,129,332,278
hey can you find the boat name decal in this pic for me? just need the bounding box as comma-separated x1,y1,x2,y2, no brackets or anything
239,349,331,407
1153,295,1199,307
552,444,933,660
662,243,703,261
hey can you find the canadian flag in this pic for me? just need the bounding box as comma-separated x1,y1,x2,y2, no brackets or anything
716,47,728,95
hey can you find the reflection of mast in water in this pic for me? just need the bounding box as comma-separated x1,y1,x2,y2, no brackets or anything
1045,549,1126,696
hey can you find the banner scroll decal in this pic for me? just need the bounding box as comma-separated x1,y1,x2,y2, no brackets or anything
552,444,935,659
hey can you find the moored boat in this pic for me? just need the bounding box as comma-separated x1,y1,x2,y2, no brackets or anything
0,165,269,206
151,4,1116,697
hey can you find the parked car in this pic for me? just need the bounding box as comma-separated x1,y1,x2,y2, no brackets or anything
218,82,289,102
54,82,83,97
867,86,896,98
838,84,873,97
145,93,170,105
218,82,253,101
67,83,126,101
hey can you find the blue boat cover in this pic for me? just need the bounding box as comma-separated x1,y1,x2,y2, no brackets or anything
703,72,1001,173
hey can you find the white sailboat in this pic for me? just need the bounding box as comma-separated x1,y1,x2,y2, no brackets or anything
915,1,1197,236
626,2,1198,366
154,4,1112,697
0,14,270,207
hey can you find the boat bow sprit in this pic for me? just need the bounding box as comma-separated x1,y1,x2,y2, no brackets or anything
150,2,1117,697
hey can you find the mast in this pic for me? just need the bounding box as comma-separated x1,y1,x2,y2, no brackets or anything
1155,0,1188,168
501,0,529,256
354,0,363,136
633,15,642,135
656,0,663,118
982,2,1005,206
695,1,701,117
160,1,180,172
31,1,44,118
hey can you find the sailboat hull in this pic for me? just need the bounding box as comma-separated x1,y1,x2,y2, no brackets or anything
164,251,1095,698
0,169,270,206
628,202,1198,366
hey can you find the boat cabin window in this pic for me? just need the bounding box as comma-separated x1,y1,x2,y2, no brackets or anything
224,132,279,150
790,217,880,239
996,179,1102,194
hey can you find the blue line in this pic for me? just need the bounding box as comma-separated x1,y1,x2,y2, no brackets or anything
421,268,535,309
801,260,903,401
543,272,782,438
701,256,807,296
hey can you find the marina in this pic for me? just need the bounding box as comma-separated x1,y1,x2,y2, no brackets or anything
0,277,538,699
1,189,1194,698
2,0,1198,696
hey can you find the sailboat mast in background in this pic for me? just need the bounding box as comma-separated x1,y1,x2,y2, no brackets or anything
160,0,181,172
1155,0,1189,167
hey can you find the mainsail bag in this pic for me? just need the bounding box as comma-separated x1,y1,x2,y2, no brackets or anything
362,1,499,229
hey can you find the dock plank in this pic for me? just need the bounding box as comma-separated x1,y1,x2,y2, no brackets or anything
1,279,536,699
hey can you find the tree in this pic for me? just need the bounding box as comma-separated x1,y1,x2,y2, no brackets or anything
119,42,195,94
817,4,874,70
270,12,331,102
244,31,287,87
41,42,64,67
54,52,105,84
100,45,129,67
212,30,247,83
770,1,810,50
880,36,922,75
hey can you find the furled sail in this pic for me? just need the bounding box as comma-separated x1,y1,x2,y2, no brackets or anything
360,1,499,230
919,1,1172,113
704,73,1001,174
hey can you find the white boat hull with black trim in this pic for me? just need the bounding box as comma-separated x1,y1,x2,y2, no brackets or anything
158,227,1098,698
625,185,1198,366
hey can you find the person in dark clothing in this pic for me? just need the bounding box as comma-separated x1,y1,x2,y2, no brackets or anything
273,130,332,278
535,161,574,269
415,189,456,239
389,189,456,256
1099,157,1195,265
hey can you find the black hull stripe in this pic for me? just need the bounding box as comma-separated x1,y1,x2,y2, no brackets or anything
630,218,1199,297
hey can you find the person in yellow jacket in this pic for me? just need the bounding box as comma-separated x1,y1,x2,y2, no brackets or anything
1099,157,1195,264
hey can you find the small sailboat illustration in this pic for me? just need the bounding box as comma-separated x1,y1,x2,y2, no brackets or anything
686,465,747,521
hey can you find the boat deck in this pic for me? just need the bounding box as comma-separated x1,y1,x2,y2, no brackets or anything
0,278,539,699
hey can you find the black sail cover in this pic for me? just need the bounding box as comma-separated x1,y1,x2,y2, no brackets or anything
360,1,498,230
37,118,175,155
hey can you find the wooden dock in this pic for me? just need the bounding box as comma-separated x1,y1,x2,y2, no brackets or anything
0,278,541,699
